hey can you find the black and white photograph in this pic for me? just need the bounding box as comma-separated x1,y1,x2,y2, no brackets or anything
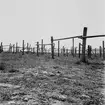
0,0,105,104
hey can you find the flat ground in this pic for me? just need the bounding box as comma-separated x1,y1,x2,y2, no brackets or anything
0,52,104,105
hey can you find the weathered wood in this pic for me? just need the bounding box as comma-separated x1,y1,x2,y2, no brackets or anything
103,41,105,59
13,44,15,53
51,36,54,59
72,38,74,57
95,48,96,57
16,42,18,53
66,49,68,56
88,45,92,58
53,35,82,41
82,34,105,39
41,39,44,54
27,43,29,53
75,47,77,57
81,27,87,62
58,41,60,57
62,46,65,56
37,42,39,56
99,46,102,57
0,42,3,53
22,40,25,55
79,43,81,58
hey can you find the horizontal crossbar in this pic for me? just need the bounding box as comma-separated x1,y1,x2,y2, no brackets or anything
53,35,82,41
53,34,105,41
82,35,105,38
38,44,51,46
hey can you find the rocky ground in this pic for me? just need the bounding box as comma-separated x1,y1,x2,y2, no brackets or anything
0,52,104,105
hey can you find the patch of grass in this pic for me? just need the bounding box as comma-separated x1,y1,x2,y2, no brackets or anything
0,62,6,71
0,88,12,101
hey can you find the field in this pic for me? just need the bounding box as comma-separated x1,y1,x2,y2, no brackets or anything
0,52,104,105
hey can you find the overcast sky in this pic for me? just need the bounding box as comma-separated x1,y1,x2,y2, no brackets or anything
0,0,105,49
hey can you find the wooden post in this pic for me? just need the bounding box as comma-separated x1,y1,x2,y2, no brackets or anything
99,46,102,57
103,41,105,59
88,45,91,58
22,40,24,55
75,47,77,57
13,44,15,53
66,49,68,56
37,42,39,56
95,48,96,57
27,43,29,53
51,36,54,59
9,43,12,53
63,46,65,56
81,27,87,62
0,42,3,52
41,39,44,54
58,41,60,57
79,43,81,58
16,42,18,53
72,38,74,57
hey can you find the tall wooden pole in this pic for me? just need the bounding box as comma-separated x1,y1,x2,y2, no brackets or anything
58,41,60,57
75,47,77,57
79,43,81,58
103,41,105,59
16,42,18,53
81,27,87,62
51,36,54,59
72,38,74,57
99,46,102,57
37,42,39,56
22,40,24,55
0,42,3,52
95,48,96,57
41,39,43,54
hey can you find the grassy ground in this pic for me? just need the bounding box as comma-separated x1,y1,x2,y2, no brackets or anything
0,52,104,105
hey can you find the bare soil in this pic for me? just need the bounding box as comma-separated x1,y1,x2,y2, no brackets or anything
0,52,104,105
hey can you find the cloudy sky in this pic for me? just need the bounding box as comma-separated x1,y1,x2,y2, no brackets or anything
0,0,105,49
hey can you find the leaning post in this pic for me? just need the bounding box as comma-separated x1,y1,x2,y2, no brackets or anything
81,27,87,62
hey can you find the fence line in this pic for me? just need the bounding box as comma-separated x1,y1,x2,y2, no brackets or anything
0,27,105,63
